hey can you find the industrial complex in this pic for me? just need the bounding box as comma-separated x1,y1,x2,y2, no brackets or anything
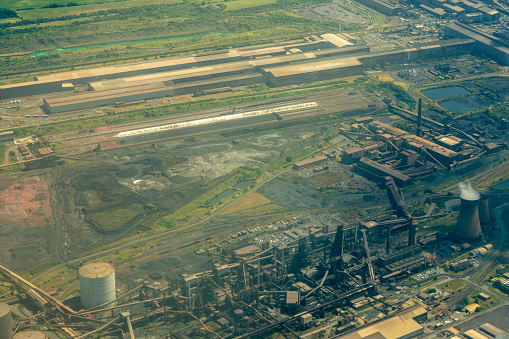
1,0,509,336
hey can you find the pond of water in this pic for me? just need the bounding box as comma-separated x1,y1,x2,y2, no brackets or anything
492,179,509,190
439,95,491,113
422,86,470,100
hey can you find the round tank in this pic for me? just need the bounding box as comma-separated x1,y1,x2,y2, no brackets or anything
79,262,116,309
0,302,12,339
14,331,46,339
454,197,482,241
234,309,244,319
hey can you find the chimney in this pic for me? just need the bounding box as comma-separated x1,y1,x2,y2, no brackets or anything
417,98,423,138
386,226,391,254
454,196,482,241
408,219,417,246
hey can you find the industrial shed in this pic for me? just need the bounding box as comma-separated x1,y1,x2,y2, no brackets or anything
44,73,264,113
338,307,426,339
479,323,506,337
44,83,175,113
87,63,256,91
0,80,63,100
445,23,509,65
35,49,243,85
355,157,411,186
358,39,475,68
263,57,364,87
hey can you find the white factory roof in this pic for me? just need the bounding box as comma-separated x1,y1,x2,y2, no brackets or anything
321,33,353,48
265,57,362,77
339,307,426,339
35,50,241,83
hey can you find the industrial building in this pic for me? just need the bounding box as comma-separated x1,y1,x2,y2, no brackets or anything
0,131,14,144
337,306,427,339
264,57,364,87
355,157,412,186
355,0,404,15
0,34,361,100
445,22,509,65
1,37,478,115
293,154,329,169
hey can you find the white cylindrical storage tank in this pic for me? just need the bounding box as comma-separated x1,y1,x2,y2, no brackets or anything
79,262,116,309
0,302,12,339
14,331,46,339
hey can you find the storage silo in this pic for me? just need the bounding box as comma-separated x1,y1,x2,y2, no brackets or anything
14,331,46,339
479,194,490,224
0,302,12,339
79,262,116,309
454,196,482,241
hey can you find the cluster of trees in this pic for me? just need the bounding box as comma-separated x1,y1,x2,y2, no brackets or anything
42,2,85,8
0,8,18,19
494,280,509,294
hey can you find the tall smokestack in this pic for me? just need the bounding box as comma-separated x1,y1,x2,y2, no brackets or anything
408,219,417,246
386,226,391,254
417,98,423,138
479,194,490,225
454,182,482,241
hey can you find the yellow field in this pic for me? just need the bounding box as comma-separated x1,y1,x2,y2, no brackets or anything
373,74,410,91
237,203,285,215
374,74,396,82
394,81,410,91
219,192,271,215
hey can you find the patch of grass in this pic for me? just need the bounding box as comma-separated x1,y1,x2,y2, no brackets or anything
89,208,139,232
8,150,17,163
438,279,466,293
465,288,500,314
488,286,509,301
417,276,447,289
156,167,263,228
0,144,8,164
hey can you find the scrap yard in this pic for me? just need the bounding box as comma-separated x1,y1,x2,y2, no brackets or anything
1,0,509,337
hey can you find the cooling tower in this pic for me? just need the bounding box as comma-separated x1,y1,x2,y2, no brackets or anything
454,197,482,241
79,262,116,309
0,302,13,339
479,195,490,224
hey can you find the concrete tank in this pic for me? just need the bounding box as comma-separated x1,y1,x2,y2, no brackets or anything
14,331,46,339
79,262,116,309
479,195,490,224
454,197,482,241
0,302,12,339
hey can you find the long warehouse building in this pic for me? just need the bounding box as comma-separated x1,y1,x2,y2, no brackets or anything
445,22,509,65
0,34,357,99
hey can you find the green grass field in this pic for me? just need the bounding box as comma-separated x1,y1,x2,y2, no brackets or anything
90,208,139,232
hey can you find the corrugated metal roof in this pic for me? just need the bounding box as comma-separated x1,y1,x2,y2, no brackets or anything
321,33,353,48
265,57,362,77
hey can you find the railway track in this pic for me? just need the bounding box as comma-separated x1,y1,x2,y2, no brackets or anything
48,91,377,153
